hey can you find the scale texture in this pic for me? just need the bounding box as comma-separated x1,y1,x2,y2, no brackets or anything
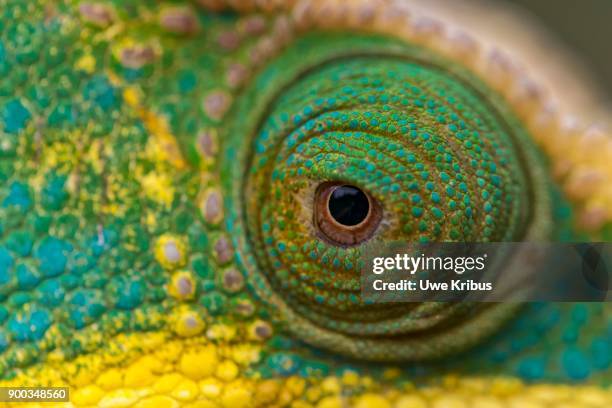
0,0,610,407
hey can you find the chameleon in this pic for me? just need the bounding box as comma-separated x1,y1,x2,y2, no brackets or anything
0,0,610,407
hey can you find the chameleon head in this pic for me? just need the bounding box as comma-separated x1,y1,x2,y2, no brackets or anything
223,40,555,361
1,1,611,403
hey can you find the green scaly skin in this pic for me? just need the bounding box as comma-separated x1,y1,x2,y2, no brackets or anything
0,0,609,407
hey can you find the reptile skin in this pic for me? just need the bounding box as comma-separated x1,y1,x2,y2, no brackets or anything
0,0,610,407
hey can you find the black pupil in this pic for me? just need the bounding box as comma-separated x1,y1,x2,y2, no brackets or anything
328,185,370,226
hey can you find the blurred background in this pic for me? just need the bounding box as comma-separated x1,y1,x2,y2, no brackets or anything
504,0,612,99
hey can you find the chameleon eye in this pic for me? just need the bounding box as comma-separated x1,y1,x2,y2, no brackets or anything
315,182,382,246
226,48,548,360
221,4,610,362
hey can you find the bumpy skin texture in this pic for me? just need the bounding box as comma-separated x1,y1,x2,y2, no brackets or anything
0,0,610,407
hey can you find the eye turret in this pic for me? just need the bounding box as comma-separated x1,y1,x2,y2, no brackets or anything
223,34,554,361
